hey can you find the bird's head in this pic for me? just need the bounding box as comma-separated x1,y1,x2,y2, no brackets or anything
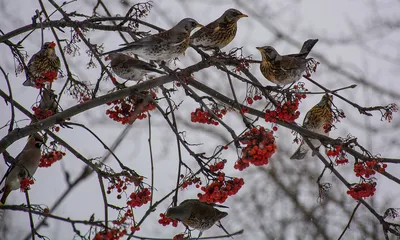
42,42,57,55
28,133,45,148
319,94,333,107
165,206,191,221
222,8,248,23
175,18,203,33
256,46,280,61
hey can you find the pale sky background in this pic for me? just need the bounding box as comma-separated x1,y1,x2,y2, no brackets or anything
0,0,400,239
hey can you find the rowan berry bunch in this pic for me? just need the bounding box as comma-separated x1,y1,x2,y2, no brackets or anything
234,126,277,171
67,80,92,103
32,106,54,120
326,145,349,165
264,97,302,123
93,228,127,240
39,142,66,168
158,213,178,227
106,91,157,124
126,187,151,208
198,175,244,203
354,160,387,178
209,159,227,173
20,178,34,192
32,71,58,89
180,175,201,189
110,208,140,235
106,174,144,199
63,29,83,56
347,181,377,200
244,86,263,105
173,234,187,240
190,106,227,125
235,59,250,73
39,150,66,168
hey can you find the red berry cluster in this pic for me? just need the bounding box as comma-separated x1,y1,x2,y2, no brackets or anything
93,228,126,240
34,71,58,89
190,107,227,125
245,95,263,105
39,150,66,167
106,91,156,124
234,127,277,171
107,175,144,199
173,234,186,240
346,181,376,200
326,145,349,165
354,160,387,178
158,213,178,227
209,159,227,172
110,209,140,234
198,176,244,203
126,188,151,208
180,175,201,189
305,59,320,77
32,106,54,120
20,178,34,192
235,60,249,72
264,98,301,123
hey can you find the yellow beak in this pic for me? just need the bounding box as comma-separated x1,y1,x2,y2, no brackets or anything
196,23,203,28
239,14,248,18
256,47,263,51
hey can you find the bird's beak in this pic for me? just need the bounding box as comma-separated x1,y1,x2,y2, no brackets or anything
256,47,262,51
196,23,203,28
238,13,248,18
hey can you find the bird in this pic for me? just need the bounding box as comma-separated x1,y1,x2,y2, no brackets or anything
23,42,61,88
105,53,165,81
166,199,228,238
0,133,44,205
101,18,202,61
290,94,333,160
190,8,248,50
256,39,318,85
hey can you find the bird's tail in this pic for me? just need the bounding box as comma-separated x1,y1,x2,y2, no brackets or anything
299,39,318,57
22,79,34,87
290,143,308,160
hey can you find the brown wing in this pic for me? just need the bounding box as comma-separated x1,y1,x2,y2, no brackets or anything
276,56,309,70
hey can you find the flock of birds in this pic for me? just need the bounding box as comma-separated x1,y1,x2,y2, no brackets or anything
1,8,335,238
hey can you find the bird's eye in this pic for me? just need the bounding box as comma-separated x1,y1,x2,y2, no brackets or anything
232,11,239,16
192,22,197,27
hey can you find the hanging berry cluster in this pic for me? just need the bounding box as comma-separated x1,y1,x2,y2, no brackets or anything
347,181,377,200
39,150,66,167
32,106,54,120
326,145,349,165
158,213,178,227
265,98,302,123
19,178,34,192
191,107,227,125
198,175,244,204
126,188,151,208
354,160,387,178
180,175,201,189
106,91,157,124
234,126,277,171
33,71,58,89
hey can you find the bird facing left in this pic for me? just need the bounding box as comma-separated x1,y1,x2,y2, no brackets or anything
0,133,45,205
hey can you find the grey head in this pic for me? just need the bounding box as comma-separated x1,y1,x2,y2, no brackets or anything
256,46,281,61
220,8,248,22
172,18,203,33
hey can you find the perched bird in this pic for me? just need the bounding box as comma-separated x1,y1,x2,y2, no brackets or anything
290,94,333,160
166,199,228,238
190,8,248,50
105,53,165,81
101,18,202,61
23,42,61,87
0,133,44,205
256,39,318,85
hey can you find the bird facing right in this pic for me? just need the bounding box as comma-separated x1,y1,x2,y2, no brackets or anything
105,53,164,81
290,94,333,160
101,18,202,61
0,133,44,205
166,199,228,237
23,42,61,88
256,39,318,86
190,8,248,50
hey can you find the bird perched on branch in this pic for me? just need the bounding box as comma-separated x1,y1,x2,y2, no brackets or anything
101,18,202,61
23,42,61,88
0,133,44,205
256,39,318,86
105,53,165,81
166,199,228,238
190,8,248,50
290,94,333,160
